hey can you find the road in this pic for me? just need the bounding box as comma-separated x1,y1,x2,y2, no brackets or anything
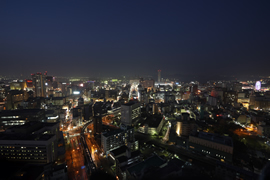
65,135,87,180
80,120,96,176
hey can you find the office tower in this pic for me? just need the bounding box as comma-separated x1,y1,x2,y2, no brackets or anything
31,72,46,97
158,70,161,82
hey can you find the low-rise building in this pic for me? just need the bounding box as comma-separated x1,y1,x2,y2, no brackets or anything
0,109,46,130
138,116,165,135
188,132,233,162
0,121,60,164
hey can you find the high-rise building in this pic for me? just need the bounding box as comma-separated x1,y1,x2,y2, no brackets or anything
158,70,161,82
101,124,134,156
93,115,102,134
31,72,46,97
121,102,141,126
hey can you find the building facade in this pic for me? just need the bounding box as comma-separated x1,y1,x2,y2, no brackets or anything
101,125,134,156
32,73,46,97
121,102,141,126
188,132,233,162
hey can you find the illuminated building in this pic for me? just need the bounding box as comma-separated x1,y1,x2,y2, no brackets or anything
121,102,140,126
137,116,165,135
224,91,238,105
101,124,134,156
25,79,34,91
6,90,28,110
45,97,66,106
175,116,196,137
250,92,270,111
140,78,155,90
10,82,26,91
237,92,250,109
0,109,46,129
0,122,59,163
32,73,46,97
152,104,159,114
189,132,233,162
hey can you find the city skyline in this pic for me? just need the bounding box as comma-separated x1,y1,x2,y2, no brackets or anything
1,1,270,80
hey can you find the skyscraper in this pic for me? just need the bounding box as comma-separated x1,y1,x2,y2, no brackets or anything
31,72,46,97
158,70,161,82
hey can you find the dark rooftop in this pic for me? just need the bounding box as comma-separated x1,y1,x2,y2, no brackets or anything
193,132,233,147
127,155,166,176
110,145,128,156
0,133,55,141
117,156,128,163
0,109,44,117
102,126,133,137
141,116,163,128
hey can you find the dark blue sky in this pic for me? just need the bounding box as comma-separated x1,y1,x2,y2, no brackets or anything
1,0,270,81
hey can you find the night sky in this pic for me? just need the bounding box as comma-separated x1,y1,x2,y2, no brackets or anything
1,1,270,81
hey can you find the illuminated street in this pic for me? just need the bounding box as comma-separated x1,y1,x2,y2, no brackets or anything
65,135,87,180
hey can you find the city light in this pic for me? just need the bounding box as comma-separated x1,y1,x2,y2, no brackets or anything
73,91,80,95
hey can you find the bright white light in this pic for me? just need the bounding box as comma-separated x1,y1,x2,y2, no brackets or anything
80,83,83,87
45,83,48,86
73,91,80,95
109,154,115,160
255,81,261,90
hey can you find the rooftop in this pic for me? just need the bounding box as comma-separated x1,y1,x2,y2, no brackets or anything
110,145,128,156
0,109,44,117
127,155,166,176
0,133,55,141
102,126,133,137
192,132,233,147
117,156,128,163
